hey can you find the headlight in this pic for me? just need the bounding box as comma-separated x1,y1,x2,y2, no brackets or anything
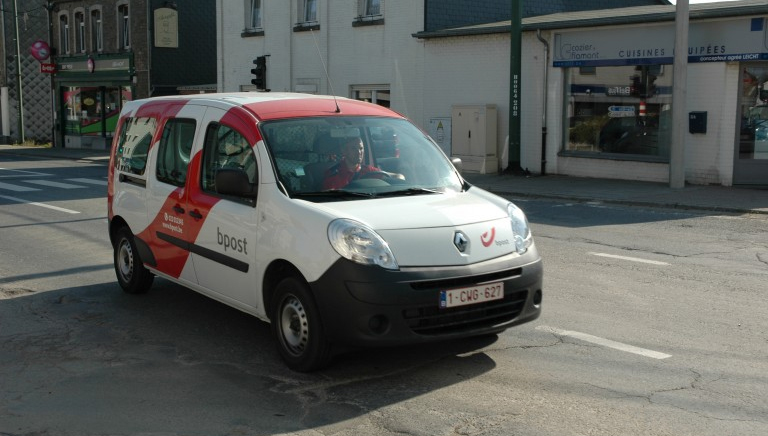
328,219,399,270
508,203,533,254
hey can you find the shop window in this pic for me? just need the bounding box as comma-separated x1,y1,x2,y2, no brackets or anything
75,11,85,53
738,65,768,160
117,2,130,49
58,12,70,55
351,86,390,108
91,8,103,52
564,65,672,159
63,86,130,138
157,119,197,187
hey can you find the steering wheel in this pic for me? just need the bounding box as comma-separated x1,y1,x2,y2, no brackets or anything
360,170,391,180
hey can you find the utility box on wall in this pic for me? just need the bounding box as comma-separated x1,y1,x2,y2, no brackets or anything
451,104,498,174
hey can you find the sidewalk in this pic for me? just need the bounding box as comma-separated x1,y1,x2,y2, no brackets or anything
2,144,766,215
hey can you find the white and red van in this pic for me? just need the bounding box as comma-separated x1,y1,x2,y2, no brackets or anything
107,92,542,371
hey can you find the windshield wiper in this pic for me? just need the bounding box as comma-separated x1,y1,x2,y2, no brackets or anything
374,187,442,197
292,190,375,199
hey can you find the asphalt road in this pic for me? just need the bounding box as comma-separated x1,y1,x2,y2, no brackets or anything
1,154,766,436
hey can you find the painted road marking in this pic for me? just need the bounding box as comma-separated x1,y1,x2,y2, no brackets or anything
589,252,669,266
537,326,672,360
0,168,50,178
25,180,87,189
0,181,40,192
0,194,80,214
67,178,108,186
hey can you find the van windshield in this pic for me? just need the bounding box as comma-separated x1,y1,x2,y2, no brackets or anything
260,117,463,199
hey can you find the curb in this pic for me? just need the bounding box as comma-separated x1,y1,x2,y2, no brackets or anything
470,185,768,216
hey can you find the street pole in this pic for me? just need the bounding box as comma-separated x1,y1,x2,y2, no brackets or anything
670,0,689,189
508,0,521,173
12,0,25,143
46,1,57,147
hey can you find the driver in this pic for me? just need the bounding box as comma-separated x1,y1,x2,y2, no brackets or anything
322,136,384,190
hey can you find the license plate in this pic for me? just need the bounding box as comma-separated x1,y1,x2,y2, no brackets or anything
439,282,504,309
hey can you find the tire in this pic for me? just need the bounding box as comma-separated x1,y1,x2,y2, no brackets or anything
271,277,332,372
114,227,154,294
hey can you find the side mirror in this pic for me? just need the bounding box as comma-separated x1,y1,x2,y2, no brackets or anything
451,157,463,174
215,168,258,198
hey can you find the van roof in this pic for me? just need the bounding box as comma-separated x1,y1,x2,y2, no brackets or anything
124,92,402,121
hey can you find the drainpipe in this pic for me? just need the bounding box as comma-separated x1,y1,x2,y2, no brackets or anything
536,29,548,176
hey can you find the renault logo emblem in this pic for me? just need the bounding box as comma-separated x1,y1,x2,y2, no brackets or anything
454,231,469,252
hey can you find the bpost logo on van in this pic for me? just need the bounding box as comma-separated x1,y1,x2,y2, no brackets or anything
480,226,511,248
480,227,496,247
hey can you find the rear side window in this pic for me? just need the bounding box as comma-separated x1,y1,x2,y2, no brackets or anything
116,117,157,176
156,119,196,187
201,122,257,201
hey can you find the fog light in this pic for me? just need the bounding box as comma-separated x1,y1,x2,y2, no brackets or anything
533,290,543,306
368,315,389,335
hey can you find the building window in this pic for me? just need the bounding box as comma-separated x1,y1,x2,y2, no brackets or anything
360,0,381,17
59,13,70,55
354,0,383,26
117,3,130,49
75,11,86,53
247,0,262,30
294,0,319,31
351,86,390,108
564,65,671,159
91,8,103,52
297,0,317,23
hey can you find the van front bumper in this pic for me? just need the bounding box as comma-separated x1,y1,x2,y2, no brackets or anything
308,248,543,348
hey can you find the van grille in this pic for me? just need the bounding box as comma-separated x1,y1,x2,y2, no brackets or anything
402,290,528,335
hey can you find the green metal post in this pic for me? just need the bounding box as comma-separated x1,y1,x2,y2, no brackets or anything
508,0,522,172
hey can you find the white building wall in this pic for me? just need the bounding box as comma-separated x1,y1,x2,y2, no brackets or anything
217,0,425,125
683,62,739,186
217,4,754,185
421,32,545,173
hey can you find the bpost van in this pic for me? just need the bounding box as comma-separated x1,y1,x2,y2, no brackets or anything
107,93,543,371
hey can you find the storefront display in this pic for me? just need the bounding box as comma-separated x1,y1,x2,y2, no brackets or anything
63,86,131,136
565,65,672,159
53,54,134,148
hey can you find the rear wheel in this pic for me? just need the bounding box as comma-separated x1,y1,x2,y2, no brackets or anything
271,277,331,372
114,227,154,294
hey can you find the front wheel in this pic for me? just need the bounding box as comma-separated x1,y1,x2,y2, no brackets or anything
114,227,154,294
271,277,331,372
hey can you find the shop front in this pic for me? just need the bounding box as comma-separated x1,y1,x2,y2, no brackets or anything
554,16,768,185
53,54,134,149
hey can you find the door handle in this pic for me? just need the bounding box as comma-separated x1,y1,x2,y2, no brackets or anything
173,205,185,214
189,209,203,219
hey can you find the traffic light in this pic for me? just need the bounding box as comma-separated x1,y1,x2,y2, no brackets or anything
629,75,644,98
646,73,657,98
251,56,267,90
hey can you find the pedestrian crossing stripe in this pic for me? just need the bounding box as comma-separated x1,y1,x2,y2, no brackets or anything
0,181,39,192
0,177,107,192
67,178,108,186
26,180,87,189
0,167,50,178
